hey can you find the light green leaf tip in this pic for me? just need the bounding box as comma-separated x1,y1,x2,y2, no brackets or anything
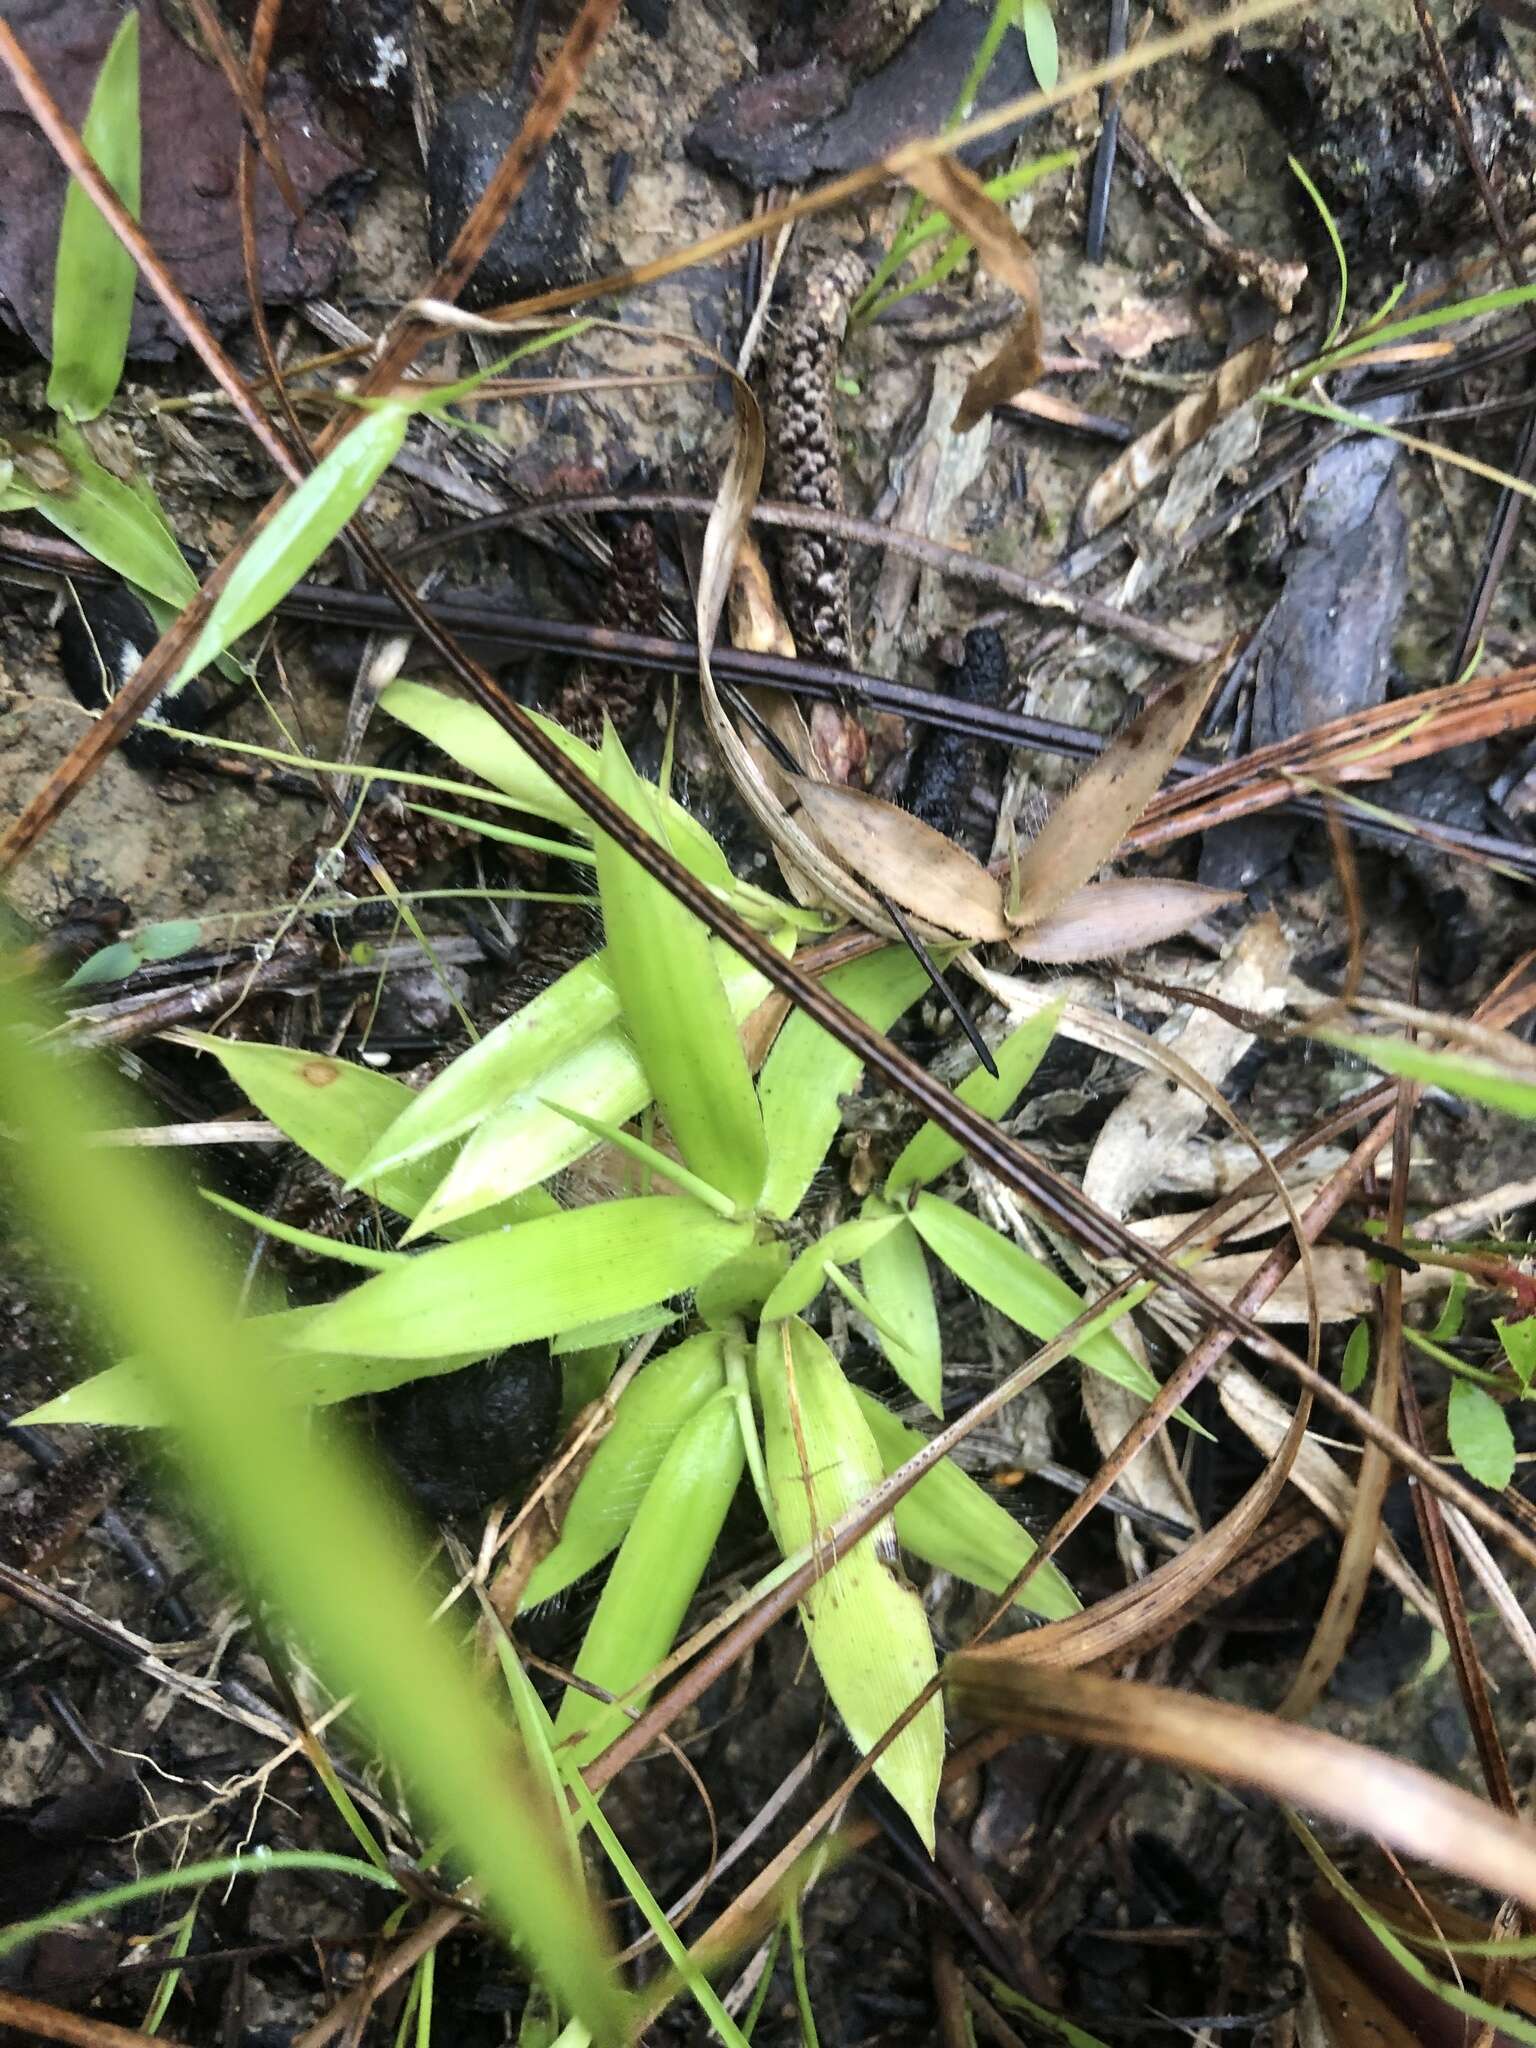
48,9,140,423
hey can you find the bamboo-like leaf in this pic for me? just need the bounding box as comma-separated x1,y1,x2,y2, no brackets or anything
758,947,933,1219
909,1192,1159,1402
356,954,620,1179
761,1213,904,1321
594,728,766,1210
297,1197,751,1359
381,680,735,894
48,10,140,422
757,1316,943,1850
856,1202,943,1414
851,1388,1080,1620
172,406,412,692
541,1098,739,1216
19,1304,489,1426
519,1331,727,1610
553,1392,744,1766
1315,1026,1536,1119
16,427,198,610
181,1033,441,1217
1008,879,1238,962
1020,0,1059,88
887,1000,1063,1195
407,942,774,1237
789,777,1009,940
201,1188,401,1272
1009,659,1227,930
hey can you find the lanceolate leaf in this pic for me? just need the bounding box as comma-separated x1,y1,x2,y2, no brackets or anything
553,1392,744,1767
856,1202,943,1414
356,953,621,1179
1009,657,1226,930
909,1192,1159,1402
762,1213,903,1321
406,942,773,1238
18,1307,484,1427
886,999,1063,1195
181,1034,440,1218
172,405,413,694
296,1198,751,1359
851,1389,1080,1621
519,1331,727,1611
380,680,735,893
758,947,933,1220
17,427,198,610
757,1316,943,1850
48,9,140,423
595,729,766,1210
789,777,1009,940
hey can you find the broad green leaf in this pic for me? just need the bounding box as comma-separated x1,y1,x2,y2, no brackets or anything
48,10,140,422
761,1213,903,1321
355,953,619,1180
19,427,198,610
594,728,765,1210
297,1197,751,1358
909,1192,1159,1403
1019,0,1059,90
1340,1320,1371,1395
410,942,773,1237
62,939,140,989
63,916,203,990
520,1331,726,1609
380,680,735,894
758,947,933,1220
0,967,622,2032
851,1389,1079,1621
1318,1027,1536,1120
553,1391,743,1767
694,1241,792,1326
1448,1378,1515,1493
757,1316,943,1849
857,1202,943,1414
886,1000,1062,1195
1496,1314,1536,1393
172,406,411,694
181,1033,441,1218
19,1305,487,1425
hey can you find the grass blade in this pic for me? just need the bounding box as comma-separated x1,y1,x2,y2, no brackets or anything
594,726,767,1208
0,965,625,2036
47,9,140,422
855,1204,943,1413
886,998,1063,1195
297,1196,752,1358
758,1315,943,1849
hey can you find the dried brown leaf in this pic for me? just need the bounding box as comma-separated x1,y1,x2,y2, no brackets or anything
727,534,796,659
904,156,1043,435
789,777,1010,940
946,1662,1536,1910
1079,336,1274,537
955,310,1043,434
1009,657,1228,929
1008,878,1237,961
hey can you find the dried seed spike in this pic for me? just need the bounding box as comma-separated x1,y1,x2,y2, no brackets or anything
763,250,870,667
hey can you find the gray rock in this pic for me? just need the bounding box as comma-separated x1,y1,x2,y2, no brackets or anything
427,87,589,308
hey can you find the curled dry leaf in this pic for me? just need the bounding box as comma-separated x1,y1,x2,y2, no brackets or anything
1079,336,1275,538
790,776,1010,941
1008,878,1237,961
904,155,1044,432
1009,655,1228,929
946,1661,1536,1912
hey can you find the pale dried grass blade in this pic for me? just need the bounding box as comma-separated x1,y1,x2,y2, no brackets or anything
789,778,1010,941
1009,657,1228,929
1079,336,1275,537
946,1661,1536,1910
1008,878,1237,961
